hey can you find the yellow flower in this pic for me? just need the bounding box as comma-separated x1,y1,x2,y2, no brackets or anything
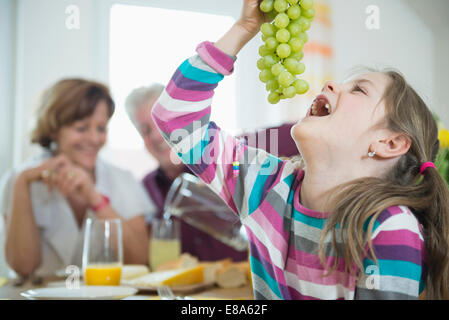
439,128,449,149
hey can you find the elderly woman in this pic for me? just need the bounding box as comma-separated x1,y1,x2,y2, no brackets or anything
125,84,297,262
0,79,154,277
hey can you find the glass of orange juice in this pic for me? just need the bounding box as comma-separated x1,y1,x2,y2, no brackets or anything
149,217,181,271
82,218,123,286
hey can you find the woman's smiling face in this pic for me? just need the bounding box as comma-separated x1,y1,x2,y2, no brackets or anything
291,72,392,161
55,100,109,170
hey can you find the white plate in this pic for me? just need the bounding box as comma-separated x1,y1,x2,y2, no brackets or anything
21,286,138,300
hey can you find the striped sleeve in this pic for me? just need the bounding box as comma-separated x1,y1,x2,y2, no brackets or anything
151,41,288,220
355,206,426,300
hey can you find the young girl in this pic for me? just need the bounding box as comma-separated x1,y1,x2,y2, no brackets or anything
152,0,449,299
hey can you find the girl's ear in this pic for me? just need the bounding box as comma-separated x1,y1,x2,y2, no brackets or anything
372,133,411,159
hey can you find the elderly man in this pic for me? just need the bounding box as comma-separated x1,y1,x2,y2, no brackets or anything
125,84,185,213
125,84,297,262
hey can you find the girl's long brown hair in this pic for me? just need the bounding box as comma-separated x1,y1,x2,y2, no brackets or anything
318,69,449,299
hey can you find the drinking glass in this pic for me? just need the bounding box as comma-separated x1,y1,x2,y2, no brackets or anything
82,218,123,286
149,218,181,271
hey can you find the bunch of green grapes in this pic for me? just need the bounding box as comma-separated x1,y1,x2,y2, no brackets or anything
257,0,315,104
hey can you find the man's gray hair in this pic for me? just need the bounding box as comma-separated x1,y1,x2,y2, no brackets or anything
125,83,165,127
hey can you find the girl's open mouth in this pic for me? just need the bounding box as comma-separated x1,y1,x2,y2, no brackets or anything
309,95,331,117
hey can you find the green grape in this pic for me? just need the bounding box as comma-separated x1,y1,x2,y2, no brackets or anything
287,22,302,36
298,32,308,44
278,71,294,87
262,34,269,42
259,45,274,56
303,19,311,31
289,50,304,60
283,58,298,72
264,54,279,67
271,63,286,76
288,37,304,52
265,37,279,50
267,10,278,20
257,58,267,70
259,69,274,83
300,0,314,10
268,92,281,104
261,22,277,37
266,79,279,92
260,0,274,13
287,5,301,20
273,0,288,12
287,0,299,4
276,28,291,43
276,43,291,58
293,62,305,75
283,86,297,98
293,79,309,94
271,54,281,64
274,13,290,29
297,17,311,31
302,8,315,19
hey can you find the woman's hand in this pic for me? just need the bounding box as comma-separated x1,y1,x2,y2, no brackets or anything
21,154,71,187
53,162,97,204
236,0,270,37
22,154,99,206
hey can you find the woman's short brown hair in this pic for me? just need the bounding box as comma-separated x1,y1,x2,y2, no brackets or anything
31,78,115,149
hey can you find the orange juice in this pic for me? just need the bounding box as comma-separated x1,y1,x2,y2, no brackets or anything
84,264,122,286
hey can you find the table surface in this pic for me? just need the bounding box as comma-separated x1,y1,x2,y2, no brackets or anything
0,276,254,300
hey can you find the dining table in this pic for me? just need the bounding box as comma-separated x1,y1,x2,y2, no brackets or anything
0,275,254,300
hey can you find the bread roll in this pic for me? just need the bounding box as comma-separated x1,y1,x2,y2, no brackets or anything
216,262,250,288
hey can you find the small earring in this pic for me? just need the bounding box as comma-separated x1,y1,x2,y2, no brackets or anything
368,150,376,158
49,141,58,154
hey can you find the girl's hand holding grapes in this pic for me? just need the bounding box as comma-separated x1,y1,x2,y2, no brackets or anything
215,0,270,57
236,0,271,38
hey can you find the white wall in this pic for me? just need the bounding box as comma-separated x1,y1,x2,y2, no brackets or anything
407,0,449,128
0,0,16,177
434,29,449,127
13,0,107,167
0,0,16,278
430,13,449,129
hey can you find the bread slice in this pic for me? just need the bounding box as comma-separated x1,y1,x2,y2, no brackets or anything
155,253,199,272
216,262,250,289
121,265,150,280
